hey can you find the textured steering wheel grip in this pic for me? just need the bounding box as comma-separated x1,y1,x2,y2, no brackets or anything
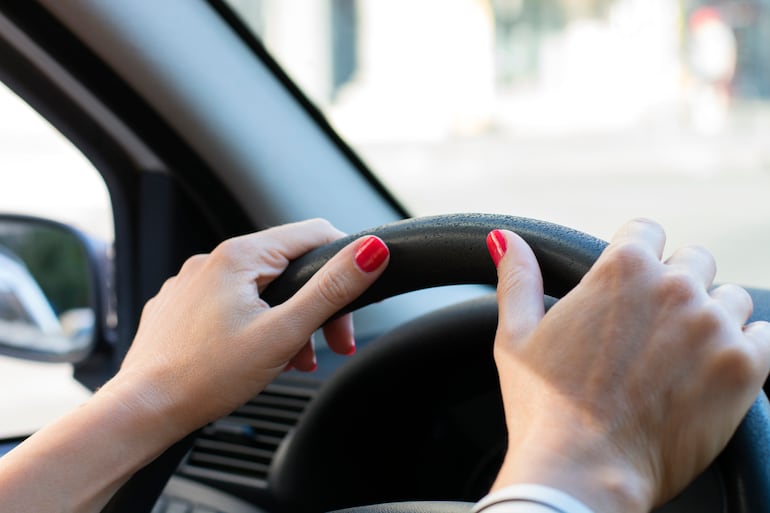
261,213,608,312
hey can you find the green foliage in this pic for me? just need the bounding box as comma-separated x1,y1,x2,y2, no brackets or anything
0,222,91,315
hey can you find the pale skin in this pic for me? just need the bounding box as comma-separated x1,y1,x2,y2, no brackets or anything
0,217,767,513
487,219,770,512
0,219,391,513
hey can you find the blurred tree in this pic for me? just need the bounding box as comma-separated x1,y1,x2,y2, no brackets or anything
0,223,90,315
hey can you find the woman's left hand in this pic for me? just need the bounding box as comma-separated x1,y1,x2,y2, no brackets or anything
110,218,389,438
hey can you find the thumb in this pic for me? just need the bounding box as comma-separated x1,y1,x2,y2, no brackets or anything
487,229,545,347
265,235,389,351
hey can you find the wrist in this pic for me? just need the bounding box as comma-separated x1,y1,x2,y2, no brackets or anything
475,484,597,513
492,428,653,513
97,370,191,448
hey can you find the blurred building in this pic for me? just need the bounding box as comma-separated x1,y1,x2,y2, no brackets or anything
225,0,770,139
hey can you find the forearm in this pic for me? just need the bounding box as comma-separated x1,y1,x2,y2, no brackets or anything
0,377,181,513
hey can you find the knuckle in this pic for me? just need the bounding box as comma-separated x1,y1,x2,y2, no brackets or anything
746,320,770,340
494,318,516,341
492,341,514,364
629,217,663,230
657,270,699,306
140,297,157,316
688,244,714,261
625,217,665,239
709,345,758,388
497,266,531,299
674,244,717,274
307,217,335,231
141,279,172,314
734,283,753,306
495,320,527,347
158,276,177,293
303,218,342,239
211,238,246,266
315,270,354,308
676,244,710,258
599,242,649,278
180,253,208,272
687,303,725,337
716,283,754,310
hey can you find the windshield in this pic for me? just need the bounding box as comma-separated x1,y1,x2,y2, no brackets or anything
224,0,770,288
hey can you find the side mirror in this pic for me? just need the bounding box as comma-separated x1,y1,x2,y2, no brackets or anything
0,214,106,362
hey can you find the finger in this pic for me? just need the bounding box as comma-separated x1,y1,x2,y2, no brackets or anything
289,338,317,372
322,314,357,355
211,219,346,290
263,235,389,354
710,283,754,325
666,245,717,289
487,229,545,347
742,321,770,378
256,218,346,259
608,218,666,260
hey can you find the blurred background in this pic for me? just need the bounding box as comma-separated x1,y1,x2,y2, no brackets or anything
229,0,770,284
2,0,770,436
0,81,106,438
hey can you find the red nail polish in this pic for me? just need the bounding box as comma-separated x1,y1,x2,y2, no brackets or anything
343,342,357,356
309,362,318,372
486,230,507,267
355,236,389,273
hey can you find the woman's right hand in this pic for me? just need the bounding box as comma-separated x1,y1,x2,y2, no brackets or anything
486,219,770,513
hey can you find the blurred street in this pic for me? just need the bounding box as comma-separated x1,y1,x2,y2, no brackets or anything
358,101,770,288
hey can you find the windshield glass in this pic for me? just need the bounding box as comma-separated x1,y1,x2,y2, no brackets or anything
224,0,770,288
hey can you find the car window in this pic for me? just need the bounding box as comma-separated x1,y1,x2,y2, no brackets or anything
224,0,770,288
0,81,111,438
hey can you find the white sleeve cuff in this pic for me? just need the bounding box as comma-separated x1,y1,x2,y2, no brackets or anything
472,484,597,513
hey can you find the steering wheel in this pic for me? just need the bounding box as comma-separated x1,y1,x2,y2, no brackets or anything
259,214,770,513
102,214,770,513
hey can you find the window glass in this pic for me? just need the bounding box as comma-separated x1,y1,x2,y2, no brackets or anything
226,0,770,288
0,81,110,437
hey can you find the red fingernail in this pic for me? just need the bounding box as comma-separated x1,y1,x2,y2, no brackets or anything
354,236,389,273
343,341,357,356
486,230,507,267
309,362,318,372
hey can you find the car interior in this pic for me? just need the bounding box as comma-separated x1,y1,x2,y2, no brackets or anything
1,1,770,513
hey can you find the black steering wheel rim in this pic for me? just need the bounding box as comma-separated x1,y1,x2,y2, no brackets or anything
261,213,607,315
261,214,770,513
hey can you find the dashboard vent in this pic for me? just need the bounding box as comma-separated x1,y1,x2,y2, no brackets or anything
179,382,316,488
